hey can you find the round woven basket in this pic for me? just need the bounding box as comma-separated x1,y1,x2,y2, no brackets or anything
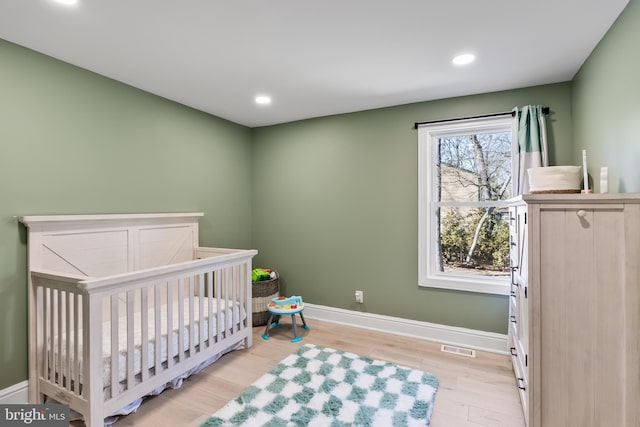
252,276,279,326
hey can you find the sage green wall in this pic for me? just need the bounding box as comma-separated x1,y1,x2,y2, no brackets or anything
0,39,253,390
251,82,573,335
572,0,640,193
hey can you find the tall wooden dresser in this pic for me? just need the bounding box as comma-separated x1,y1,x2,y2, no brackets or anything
507,193,640,427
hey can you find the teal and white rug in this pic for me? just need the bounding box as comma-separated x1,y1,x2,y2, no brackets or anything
202,344,439,426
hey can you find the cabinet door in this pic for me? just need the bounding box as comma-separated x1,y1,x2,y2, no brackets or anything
538,205,625,427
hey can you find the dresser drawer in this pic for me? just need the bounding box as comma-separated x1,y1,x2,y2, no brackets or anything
509,325,529,425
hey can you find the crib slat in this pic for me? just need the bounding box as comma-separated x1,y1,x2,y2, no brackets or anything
239,265,244,331
154,283,162,374
178,279,184,363
141,287,149,382
216,270,223,342
66,291,72,391
228,268,234,335
198,273,204,350
225,268,231,337
239,265,245,332
239,264,245,332
56,290,63,388
232,266,238,333
207,272,214,347
167,281,174,368
111,294,119,398
188,277,195,357
239,265,243,331
43,287,49,382
126,290,135,391
50,289,55,385
74,293,80,394
244,262,250,332
231,266,236,334
228,267,234,335
221,270,226,339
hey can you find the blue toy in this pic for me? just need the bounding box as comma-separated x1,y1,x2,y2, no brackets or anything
261,296,310,343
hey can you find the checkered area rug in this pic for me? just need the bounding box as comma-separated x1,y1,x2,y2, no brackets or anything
202,344,439,426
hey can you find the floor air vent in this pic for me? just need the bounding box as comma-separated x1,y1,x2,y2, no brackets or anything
441,344,476,358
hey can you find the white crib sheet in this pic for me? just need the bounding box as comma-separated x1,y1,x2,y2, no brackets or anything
51,297,246,390
103,297,245,388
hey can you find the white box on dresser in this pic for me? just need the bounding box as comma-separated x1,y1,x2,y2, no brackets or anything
507,193,640,427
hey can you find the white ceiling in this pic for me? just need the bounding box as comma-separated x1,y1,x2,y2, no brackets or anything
0,0,629,127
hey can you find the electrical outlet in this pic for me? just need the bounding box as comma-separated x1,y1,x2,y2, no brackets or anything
355,290,364,303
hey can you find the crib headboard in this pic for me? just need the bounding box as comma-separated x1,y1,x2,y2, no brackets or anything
19,213,204,278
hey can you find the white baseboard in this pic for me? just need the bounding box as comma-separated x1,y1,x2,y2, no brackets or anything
302,303,508,355
0,380,28,405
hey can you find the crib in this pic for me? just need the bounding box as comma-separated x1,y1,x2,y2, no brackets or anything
19,213,257,427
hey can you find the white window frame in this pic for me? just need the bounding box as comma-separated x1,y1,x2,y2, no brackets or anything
418,116,512,295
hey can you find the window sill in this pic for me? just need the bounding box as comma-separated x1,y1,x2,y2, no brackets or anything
419,275,509,295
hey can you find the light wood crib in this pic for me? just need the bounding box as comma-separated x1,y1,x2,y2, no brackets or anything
19,213,257,427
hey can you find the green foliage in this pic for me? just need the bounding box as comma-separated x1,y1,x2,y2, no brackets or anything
440,209,468,264
440,208,509,271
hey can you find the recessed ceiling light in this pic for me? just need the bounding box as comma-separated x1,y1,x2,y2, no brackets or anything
52,0,78,5
255,95,272,105
452,53,476,66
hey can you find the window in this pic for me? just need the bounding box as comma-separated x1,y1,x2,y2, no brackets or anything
418,116,512,295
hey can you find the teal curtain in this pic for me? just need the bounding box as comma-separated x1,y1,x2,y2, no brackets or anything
512,105,548,195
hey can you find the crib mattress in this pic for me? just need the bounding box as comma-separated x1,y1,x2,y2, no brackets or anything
51,297,246,390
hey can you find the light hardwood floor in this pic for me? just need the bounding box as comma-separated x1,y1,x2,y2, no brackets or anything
75,319,525,426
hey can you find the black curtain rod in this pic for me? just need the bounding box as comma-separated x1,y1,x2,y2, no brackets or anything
413,106,549,129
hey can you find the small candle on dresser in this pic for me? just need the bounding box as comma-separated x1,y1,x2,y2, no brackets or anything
581,150,590,193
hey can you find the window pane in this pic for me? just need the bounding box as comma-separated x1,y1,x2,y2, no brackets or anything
437,206,510,278
438,132,511,202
